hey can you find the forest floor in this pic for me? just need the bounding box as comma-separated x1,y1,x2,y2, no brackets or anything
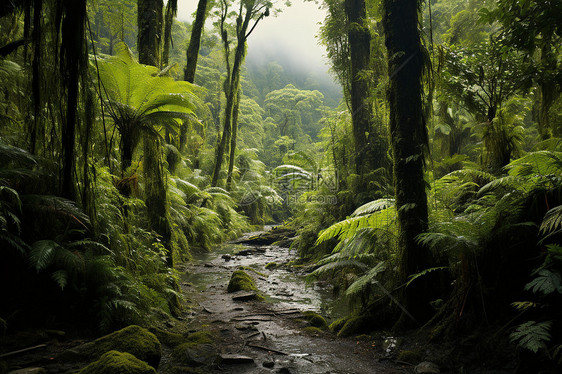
0,227,517,373
159,227,409,373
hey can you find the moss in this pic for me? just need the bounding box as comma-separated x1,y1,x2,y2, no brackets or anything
172,331,218,367
240,266,267,277
75,325,161,369
78,350,156,374
337,316,370,337
149,327,186,347
329,317,347,333
302,311,328,329
227,270,258,293
302,326,324,334
265,262,278,270
397,349,423,364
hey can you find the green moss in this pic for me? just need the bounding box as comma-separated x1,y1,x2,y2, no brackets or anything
337,316,369,337
396,349,423,364
265,262,278,270
240,266,267,277
78,350,156,374
172,331,218,367
149,327,186,347
329,317,347,333
302,326,324,334
302,311,328,328
227,270,258,293
76,325,161,368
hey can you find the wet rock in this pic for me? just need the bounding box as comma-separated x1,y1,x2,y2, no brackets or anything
220,354,254,364
276,367,296,374
263,360,275,368
203,263,213,268
8,368,46,374
231,228,296,245
173,331,218,367
77,351,156,374
415,361,440,374
231,291,258,301
222,254,232,261
227,270,258,293
60,325,161,369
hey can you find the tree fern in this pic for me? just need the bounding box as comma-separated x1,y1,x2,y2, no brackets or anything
345,262,386,298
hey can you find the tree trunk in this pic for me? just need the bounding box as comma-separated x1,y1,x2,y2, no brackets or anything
383,0,433,327
226,90,241,191
212,6,251,187
345,0,377,175
60,0,86,200
138,0,163,68
184,0,208,83
162,0,177,67
137,0,173,267
30,0,42,155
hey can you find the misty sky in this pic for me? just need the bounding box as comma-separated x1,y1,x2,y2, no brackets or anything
176,0,330,74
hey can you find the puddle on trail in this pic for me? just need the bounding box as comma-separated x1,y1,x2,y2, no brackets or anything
182,242,350,321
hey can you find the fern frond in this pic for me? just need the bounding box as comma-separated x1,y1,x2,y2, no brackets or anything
510,320,552,353
351,198,395,217
310,259,370,278
524,269,562,295
30,240,58,271
540,205,562,236
345,262,386,297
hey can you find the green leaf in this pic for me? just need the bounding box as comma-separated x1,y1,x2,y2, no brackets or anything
30,240,59,271
510,321,552,353
524,269,561,295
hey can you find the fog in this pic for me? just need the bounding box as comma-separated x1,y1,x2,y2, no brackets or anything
176,0,334,81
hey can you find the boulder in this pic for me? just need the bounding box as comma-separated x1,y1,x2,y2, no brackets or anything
77,350,156,374
415,361,440,374
64,325,161,369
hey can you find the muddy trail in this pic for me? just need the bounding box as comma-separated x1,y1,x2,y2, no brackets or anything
0,229,417,373
161,228,408,374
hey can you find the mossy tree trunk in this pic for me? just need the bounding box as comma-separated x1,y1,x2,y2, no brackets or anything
226,90,241,191
345,0,377,175
137,0,174,268
383,0,434,327
184,0,209,83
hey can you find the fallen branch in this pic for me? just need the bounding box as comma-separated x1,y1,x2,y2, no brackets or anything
247,343,288,355
0,344,47,358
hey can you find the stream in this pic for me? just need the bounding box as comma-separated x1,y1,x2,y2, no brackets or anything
166,228,404,374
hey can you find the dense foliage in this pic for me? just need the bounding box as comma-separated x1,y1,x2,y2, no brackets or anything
0,0,561,371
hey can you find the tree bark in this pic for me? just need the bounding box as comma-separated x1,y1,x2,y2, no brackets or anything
226,90,241,191
137,0,173,267
60,0,86,200
383,0,433,327
345,0,376,175
162,0,177,67
184,0,209,83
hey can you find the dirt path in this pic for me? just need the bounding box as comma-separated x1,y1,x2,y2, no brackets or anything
163,232,408,374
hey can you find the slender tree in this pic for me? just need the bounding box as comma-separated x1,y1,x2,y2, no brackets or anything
383,0,433,326
184,0,210,83
211,0,268,187
162,0,177,67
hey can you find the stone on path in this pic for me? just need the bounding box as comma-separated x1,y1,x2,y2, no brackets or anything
219,354,254,364
415,361,440,373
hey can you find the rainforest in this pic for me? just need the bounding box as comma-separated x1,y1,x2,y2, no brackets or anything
0,0,561,373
